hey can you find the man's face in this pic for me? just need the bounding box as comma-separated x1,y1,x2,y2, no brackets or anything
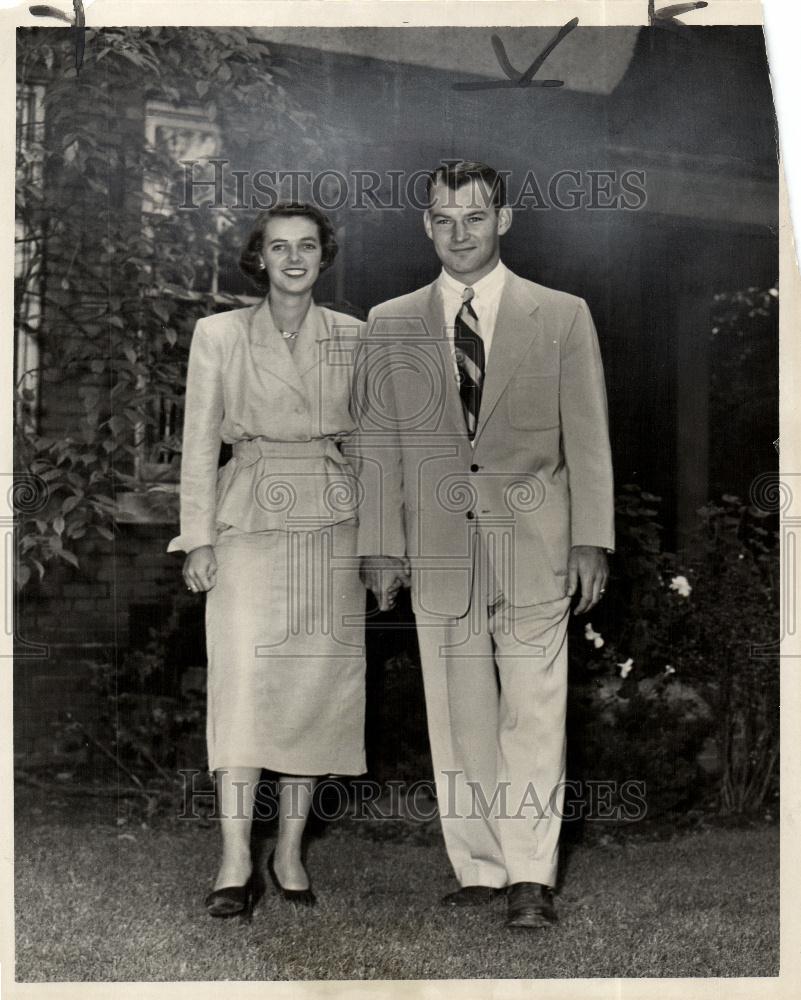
423,178,512,286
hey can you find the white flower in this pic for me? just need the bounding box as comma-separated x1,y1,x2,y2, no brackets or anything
669,575,692,598
618,658,634,678
664,665,676,675
585,623,605,648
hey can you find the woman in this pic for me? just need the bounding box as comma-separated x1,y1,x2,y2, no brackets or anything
168,202,367,916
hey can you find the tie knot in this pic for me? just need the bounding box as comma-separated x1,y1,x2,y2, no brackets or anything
462,286,475,304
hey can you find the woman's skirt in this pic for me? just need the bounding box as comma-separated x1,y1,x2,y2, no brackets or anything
204,519,366,776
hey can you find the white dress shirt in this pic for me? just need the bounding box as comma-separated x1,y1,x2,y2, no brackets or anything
438,259,508,367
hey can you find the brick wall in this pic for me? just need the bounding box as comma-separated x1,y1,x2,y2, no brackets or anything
14,523,189,757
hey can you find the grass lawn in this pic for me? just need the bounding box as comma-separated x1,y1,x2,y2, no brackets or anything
14,799,778,982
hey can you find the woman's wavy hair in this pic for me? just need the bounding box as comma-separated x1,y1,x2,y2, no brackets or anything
239,202,338,292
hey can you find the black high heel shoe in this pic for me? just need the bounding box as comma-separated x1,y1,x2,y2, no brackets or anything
205,871,263,921
267,849,316,907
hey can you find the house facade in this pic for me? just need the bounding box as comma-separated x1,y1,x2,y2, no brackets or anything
14,26,778,759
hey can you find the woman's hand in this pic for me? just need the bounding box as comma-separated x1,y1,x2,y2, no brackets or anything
183,545,217,593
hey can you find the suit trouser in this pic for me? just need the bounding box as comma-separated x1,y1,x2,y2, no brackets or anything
414,535,571,888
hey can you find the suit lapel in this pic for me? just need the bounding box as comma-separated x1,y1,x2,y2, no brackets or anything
248,298,308,402
475,274,541,440
291,302,327,394
419,283,469,437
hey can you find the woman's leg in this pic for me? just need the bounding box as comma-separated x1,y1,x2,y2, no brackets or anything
212,765,261,890
273,775,318,890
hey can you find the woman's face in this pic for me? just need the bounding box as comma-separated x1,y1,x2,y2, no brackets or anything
259,215,324,297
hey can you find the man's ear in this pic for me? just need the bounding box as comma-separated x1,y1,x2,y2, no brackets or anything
423,210,434,240
497,206,512,236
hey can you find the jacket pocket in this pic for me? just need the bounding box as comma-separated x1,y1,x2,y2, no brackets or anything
507,375,559,430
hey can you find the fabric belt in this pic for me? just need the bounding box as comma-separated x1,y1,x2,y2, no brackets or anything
232,437,350,467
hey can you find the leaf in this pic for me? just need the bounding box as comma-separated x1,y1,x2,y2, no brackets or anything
152,301,170,323
94,524,114,541
78,386,101,411
61,495,81,514
53,515,65,536
59,549,80,568
107,415,126,437
17,564,31,590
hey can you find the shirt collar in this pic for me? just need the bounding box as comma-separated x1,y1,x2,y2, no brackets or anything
438,259,508,303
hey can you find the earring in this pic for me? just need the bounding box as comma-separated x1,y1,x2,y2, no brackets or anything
258,258,266,270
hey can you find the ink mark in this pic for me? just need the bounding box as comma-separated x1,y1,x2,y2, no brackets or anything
649,2,709,33
452,18,579,91
29,1,86,74
72,1,86,73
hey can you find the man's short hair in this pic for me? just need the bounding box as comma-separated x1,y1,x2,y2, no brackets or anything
425,160,507,209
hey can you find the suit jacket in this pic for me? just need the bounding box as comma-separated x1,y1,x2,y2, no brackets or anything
168,299,364,554
353,268,614,616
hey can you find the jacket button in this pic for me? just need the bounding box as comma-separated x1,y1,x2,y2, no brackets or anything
470,464,479,473
466,510,475,520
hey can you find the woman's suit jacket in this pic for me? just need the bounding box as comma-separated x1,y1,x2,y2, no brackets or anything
168,299,364,554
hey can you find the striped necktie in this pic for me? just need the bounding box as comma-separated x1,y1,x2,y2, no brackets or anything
454,286,485,440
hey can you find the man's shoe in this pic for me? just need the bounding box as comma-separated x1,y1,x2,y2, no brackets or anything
441,885,503,907
505,883,558,929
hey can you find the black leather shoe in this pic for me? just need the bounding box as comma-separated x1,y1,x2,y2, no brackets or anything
267,849,316,907
205,871,262,921
506,883,558,929
441,885,504,907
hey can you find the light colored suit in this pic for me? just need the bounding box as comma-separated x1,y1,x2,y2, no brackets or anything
354,268,614,886
168,299,364,554
168,299,367,777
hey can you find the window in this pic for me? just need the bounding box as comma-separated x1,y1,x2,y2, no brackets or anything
131,102,256,490
143,101,221,217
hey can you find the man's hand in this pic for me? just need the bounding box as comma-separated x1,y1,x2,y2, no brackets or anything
183,545,217,593
360,555,411,611
567,545,609,615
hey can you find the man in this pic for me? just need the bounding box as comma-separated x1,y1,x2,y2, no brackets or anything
354,161,614,929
